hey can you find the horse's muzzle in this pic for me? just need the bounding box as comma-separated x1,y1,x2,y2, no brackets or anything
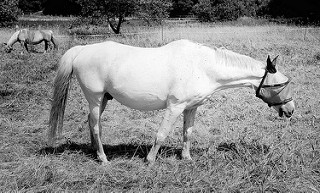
279,101,295,118
5,47,12,53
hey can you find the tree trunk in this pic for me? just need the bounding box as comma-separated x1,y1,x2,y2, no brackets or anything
107,16,123,34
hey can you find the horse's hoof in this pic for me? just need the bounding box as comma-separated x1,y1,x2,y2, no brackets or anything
144,157,156,167
101,160,111,167
182,156,193,161
181,153,193,160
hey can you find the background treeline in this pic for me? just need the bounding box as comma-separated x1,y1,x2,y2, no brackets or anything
1,0,320,26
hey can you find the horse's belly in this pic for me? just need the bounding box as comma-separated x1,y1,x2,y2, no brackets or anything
110,90,167,111
107,67,171,111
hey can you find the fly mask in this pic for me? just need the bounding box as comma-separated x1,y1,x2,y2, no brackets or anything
256,56,293,107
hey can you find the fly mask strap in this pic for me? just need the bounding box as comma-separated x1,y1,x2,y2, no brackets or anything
256,70,268,98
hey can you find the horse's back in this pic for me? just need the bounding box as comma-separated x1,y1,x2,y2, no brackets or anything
72,40,200,85
18,29,53,43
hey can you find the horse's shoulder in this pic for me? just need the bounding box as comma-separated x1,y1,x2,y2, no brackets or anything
16,29,28,39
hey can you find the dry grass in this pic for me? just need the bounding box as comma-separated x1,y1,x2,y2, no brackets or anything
0,21,320,192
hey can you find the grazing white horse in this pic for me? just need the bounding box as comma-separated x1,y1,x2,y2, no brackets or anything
49,40,295,165
4,29,58,53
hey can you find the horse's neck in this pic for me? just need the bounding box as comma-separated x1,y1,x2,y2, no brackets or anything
212,49,265,89
7,31,20,47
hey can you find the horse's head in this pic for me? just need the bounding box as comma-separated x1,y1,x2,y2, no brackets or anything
256,55,295,118
3,43,13,53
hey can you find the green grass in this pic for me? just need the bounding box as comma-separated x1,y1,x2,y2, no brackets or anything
0,21,320,192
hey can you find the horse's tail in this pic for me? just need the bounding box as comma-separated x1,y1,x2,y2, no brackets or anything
50,31,59,50
48,46,83,145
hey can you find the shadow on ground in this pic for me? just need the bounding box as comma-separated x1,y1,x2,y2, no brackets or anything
39,140,270,163
38,142,183,162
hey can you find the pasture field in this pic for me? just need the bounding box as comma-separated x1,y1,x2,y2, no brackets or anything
0,22,320,192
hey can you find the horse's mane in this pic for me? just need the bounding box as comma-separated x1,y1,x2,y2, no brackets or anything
214,46,265,72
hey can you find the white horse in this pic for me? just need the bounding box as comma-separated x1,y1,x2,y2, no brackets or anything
4,29,58,53
49,40,295,165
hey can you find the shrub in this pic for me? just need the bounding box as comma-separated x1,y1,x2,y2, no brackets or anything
192,0,215,22
193,0,269,22
213,0,246,21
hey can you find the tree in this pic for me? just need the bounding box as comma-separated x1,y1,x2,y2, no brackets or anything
170,0,195,17
78,0,172,34
213,0,247,21
43,0,81,16
266,0,320,23
192,0,215,22
77,0,136,34
137,0,172,25
105,0,136,34
0,0,21,27
18,0,43,13
193,0,269,22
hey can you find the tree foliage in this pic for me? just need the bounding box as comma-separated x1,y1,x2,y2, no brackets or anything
192,0,215,22
137,0,172,25
18,0,43,13
0,0,21,27
193,0,269,22
192,0,320,23
1,0,320,26
170,0,195,17
78,0,172,33
43,0,81,16
266,0,320,23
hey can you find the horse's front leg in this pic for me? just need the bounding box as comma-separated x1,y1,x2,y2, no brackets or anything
182,108,197,160
19,41,27,54
23,42,29,53
146,103,185,164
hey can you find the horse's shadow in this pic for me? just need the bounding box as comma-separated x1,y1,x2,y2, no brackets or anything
39,140,270,163
39,142,182,162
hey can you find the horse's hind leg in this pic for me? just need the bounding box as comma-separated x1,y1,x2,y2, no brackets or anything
87,92,110,165
89,93,112,149
182,108,197,160
44,41,49,53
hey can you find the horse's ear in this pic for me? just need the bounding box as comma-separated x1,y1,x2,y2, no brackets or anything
272,55,279,66
266,55,277,73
